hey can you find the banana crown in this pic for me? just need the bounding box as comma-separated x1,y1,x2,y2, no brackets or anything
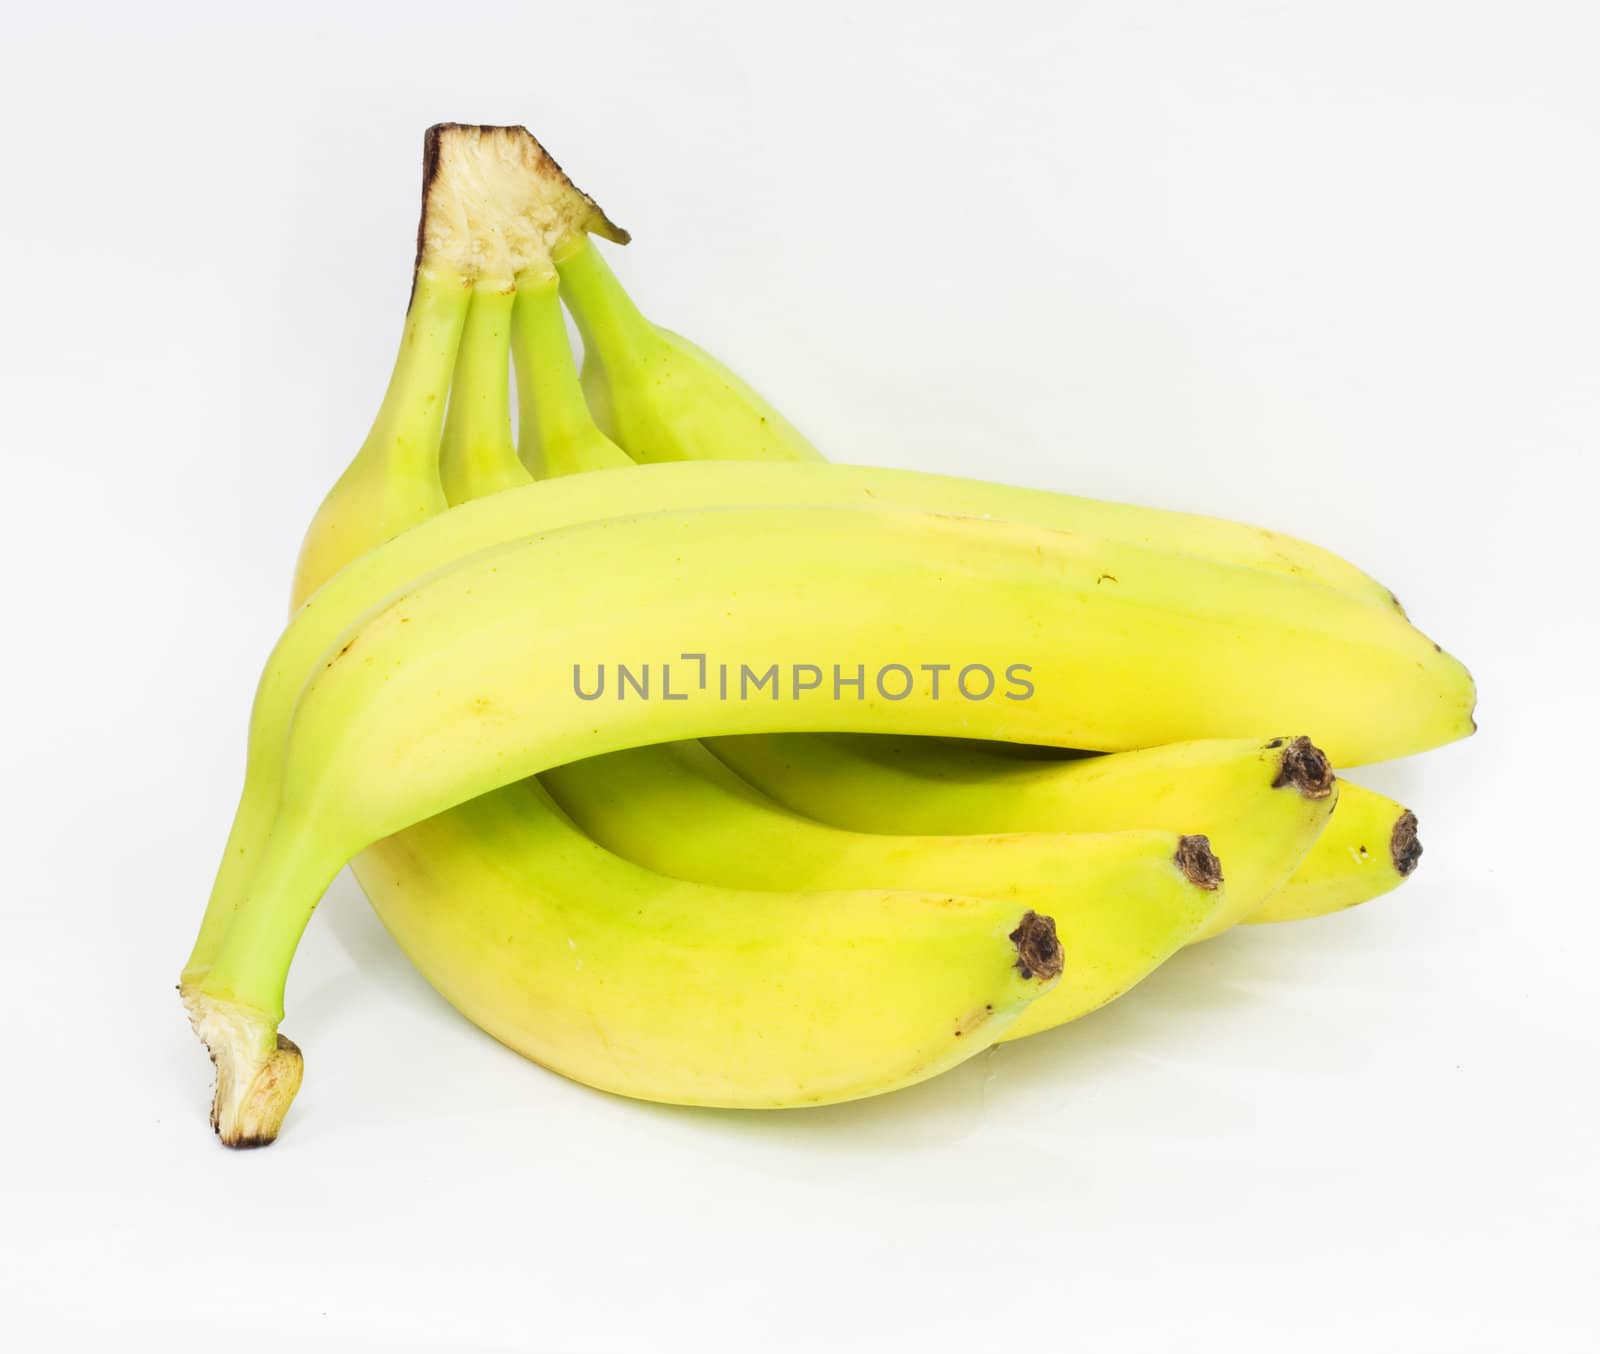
416,123,628,285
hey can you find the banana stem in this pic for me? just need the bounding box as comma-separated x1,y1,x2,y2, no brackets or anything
439,282,527,503
287,267,471,605
196,270,470,983
187,815,341,1145
360,266,472,484
552,234,657,372
512,264,633,477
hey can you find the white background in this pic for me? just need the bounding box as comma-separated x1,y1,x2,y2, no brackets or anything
3,2,1596,1350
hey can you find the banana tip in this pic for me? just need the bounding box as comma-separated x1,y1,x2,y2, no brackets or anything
1175,834,1224,890
1270,735,1336,800
1391,810,1423,876
1009,911,1064,982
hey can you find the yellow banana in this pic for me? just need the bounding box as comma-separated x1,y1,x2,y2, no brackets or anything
706,733,1420,926
182,455,1474,1006
1250,785,1421,923
188,495,1467,1137
368,779,1068,1109
541,741,1232,1038
709,734,1338,943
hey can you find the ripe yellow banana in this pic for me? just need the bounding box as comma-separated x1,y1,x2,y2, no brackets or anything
1250,785,1421,923
706,733,1420,926
541,740,1247,1039
368,779,1068,1109
709,733,1339,942
187,490,1464,1142
177,453,1468,1053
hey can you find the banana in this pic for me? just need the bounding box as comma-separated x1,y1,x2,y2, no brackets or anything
188,495,1468,1139
556,233,1404,610
706,733,1420,926
709,733,1339,942
182,455,1475,1004
541,741,1232,1037
1249,785,1421,923
366,779,1067,1109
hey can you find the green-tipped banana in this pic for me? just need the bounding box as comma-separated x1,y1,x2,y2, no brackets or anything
366,780,1066,1110
1250,784,1421,923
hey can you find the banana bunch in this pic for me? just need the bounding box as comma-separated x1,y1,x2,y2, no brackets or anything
180,124,1474,1147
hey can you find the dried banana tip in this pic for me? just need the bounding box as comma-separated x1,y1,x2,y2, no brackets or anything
1009,910,1065,982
